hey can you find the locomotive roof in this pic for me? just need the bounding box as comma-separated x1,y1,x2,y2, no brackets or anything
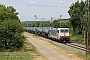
58,28,69,29
52,28,69,29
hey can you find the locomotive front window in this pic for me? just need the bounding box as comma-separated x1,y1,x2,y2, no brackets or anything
60,29,68,33
61,30,64,32
65,30,68,33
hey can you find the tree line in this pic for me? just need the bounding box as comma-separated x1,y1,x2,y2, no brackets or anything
68,0,86,34
23,19,70,28
0,4,24,52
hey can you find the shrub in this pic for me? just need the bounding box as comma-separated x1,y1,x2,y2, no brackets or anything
0,20,25,52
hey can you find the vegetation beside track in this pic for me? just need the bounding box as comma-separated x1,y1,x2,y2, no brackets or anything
0,38,46,60
70,28,84,43
0,4,25,51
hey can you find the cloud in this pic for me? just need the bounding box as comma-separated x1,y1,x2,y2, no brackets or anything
27,1,68,8
29,1,36,4
52,0,64,4
59,0,64,3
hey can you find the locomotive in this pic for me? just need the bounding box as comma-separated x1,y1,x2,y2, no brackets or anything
24,27,70,42
48,28,70,42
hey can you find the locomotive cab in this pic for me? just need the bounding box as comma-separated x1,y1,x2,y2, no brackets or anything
57,28,70,42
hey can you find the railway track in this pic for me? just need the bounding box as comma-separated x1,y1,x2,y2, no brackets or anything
40,35,87,52
28,33,86,52
64,43,86,51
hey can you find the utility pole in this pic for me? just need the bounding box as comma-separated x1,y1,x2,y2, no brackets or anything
35,15,37,34
59,15,62,27
85,0,90,54
51,16,53,22
35,15,37,27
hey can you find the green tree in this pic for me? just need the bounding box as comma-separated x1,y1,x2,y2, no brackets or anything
53,20,59,28
68,0,86,34
7,6,19,20
61,21,70,27
0,20,24,51
0,4,19,21
36,21,40,27
0,4,24,52
40,22,50,27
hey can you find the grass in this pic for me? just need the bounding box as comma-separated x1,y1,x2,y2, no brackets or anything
60,19,69,23
69,28,90,59
69,28,84,43
77,52,90,60
0,38,46,60
70,33,84,42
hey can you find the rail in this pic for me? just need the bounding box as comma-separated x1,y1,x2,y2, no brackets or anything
64,43,86,51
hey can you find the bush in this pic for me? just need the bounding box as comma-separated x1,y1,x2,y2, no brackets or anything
0,20,25,52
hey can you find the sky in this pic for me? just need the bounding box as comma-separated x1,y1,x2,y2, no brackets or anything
0,0,85,21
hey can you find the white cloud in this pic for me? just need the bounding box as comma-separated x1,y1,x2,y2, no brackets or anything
29,1,36,4
59,0,64,3
52,0,64,4
28,0,67,8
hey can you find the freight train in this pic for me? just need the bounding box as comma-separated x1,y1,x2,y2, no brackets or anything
24,27,70,42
